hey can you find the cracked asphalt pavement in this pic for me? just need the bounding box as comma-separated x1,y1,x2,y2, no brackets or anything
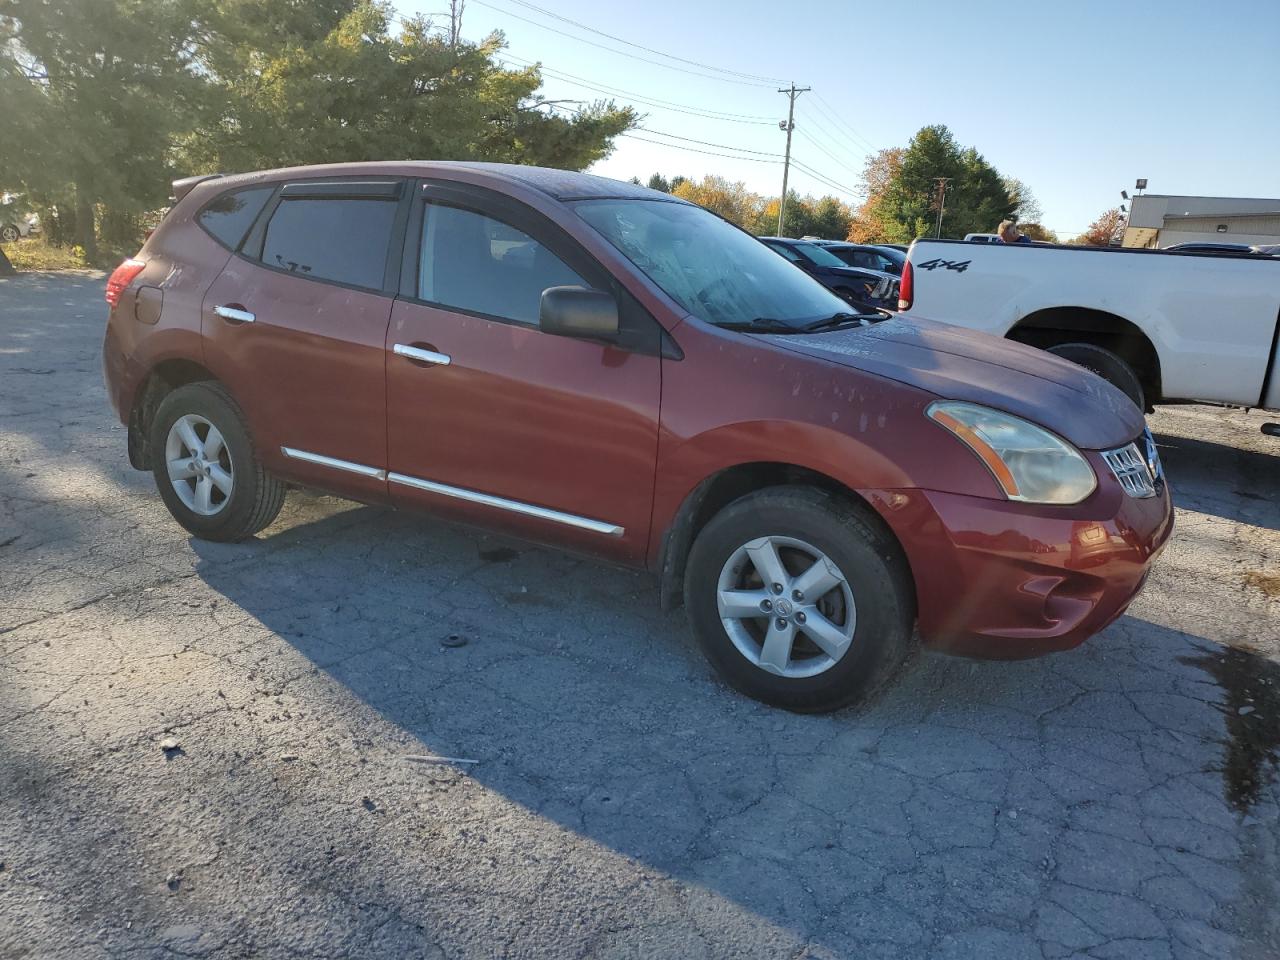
2,272,1279,959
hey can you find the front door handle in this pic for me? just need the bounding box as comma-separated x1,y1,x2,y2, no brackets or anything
215,305,255,324
394,343,451,366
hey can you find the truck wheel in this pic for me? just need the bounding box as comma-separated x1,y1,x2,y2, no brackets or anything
684,485,914,713
1046,342,1145,411
0,225,19,243
149,382,286,542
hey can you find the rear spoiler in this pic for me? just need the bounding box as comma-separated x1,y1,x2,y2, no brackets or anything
170,173,223,204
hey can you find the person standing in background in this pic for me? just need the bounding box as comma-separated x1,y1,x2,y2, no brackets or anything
998,220,1031,244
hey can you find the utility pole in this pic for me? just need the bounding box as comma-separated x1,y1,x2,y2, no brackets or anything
933,177,952,238
776,83,810,236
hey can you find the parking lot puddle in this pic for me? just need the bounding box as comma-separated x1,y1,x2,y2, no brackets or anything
1182,644,1280,812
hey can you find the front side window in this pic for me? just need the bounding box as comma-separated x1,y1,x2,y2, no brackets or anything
574,199,851,329
418,203,586,325
261,197,397,290
198,186,274,251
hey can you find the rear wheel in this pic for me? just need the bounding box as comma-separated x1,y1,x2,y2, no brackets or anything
0,225,19,243
149,382,285,541
1046,342,1145,411
684,486,914,712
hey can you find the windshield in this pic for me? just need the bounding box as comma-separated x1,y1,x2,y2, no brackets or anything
789,242,847,268
574,199,852,328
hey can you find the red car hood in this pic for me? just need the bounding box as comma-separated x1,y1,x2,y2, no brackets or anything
764,315,1145,451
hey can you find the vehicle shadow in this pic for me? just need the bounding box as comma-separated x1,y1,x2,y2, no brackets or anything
1154,431,1280,532
184,500,1276,954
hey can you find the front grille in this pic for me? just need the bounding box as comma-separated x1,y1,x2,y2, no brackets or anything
1102,441,1157,498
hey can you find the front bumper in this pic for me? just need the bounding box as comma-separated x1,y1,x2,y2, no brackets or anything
865,471,1174,658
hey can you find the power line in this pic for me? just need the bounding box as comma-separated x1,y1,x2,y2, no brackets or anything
789,159,862,200
792,128,866,179
812,93,878,153
619,133,783,164
496,53,778,124
494,0,787,84
636,127,783,158
468,0,777,87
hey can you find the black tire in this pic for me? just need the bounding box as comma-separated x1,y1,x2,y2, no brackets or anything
0,225,19,243
149,381,285,542
684,485,914,713
1046,342,1145,411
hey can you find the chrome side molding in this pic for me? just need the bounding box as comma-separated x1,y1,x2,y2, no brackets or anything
280,447,387,480
278,447,624,537
387,472,624,537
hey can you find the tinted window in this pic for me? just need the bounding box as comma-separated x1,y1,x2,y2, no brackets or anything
790,242,847,268
419,204,586,325
261,198,397,290
198,187,273,251
764,241,802,262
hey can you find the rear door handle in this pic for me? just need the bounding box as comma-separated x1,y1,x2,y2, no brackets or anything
215,305,255,324
394,343,451,366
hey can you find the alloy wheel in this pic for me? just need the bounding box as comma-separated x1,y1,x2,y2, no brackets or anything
716,535,857,678
164,414,234,516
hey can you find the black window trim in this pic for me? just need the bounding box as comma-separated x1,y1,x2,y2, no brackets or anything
399,178,673,358
237,176,413,298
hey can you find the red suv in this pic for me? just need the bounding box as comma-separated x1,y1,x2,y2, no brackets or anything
102,162,1173,712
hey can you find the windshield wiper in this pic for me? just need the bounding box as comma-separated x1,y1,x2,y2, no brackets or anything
715,317,803,333
800,311,877,333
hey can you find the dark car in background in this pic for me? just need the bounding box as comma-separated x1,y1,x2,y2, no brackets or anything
814,241,905,275
758,236,898,312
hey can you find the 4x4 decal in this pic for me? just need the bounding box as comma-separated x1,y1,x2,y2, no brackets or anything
916,257,971,273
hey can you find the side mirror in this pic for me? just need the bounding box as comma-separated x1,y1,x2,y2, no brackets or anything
539,286,619,341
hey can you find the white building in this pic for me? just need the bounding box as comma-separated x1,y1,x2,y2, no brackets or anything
1122,194,1280,248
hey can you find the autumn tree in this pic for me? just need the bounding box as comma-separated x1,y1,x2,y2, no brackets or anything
672,175,766,229
1072,208,1125,246
1019,223,1059,243
847,148,903,242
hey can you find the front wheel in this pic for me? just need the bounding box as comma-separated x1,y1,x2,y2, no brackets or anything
149,381,286,542
0,225,20,243
684,486,914,712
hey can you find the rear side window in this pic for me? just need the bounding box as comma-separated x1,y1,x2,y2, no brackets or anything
197,187,274,251
418,203,586,325
261,198,397,290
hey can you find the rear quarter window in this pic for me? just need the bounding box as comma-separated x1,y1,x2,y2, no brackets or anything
197,187,274,251
260,198,397,290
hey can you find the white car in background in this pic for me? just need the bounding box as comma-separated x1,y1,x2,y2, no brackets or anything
1,198,40,243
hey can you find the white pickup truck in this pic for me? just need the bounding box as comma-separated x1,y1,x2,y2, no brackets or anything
897,239,1280,433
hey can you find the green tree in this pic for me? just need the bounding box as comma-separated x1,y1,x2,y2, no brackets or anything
184,5,635,174
1,0,635,262
858,125,1017,241
646,173,672,192
0,0,209,260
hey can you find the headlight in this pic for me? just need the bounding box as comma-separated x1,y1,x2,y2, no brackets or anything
927,400,1097,505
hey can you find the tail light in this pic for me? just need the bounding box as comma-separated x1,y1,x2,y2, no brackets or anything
897,259,914,311
105,259,146,308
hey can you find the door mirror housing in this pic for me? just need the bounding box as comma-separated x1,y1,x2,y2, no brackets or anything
539,286,619,341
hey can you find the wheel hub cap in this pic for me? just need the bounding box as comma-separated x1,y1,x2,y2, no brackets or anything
164,413,234,517
715,535,857,679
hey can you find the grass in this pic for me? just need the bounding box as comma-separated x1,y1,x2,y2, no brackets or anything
1,239,91,272
1243,571,1280,599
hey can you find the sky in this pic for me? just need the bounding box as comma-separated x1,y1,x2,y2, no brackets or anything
404,0,1280,238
